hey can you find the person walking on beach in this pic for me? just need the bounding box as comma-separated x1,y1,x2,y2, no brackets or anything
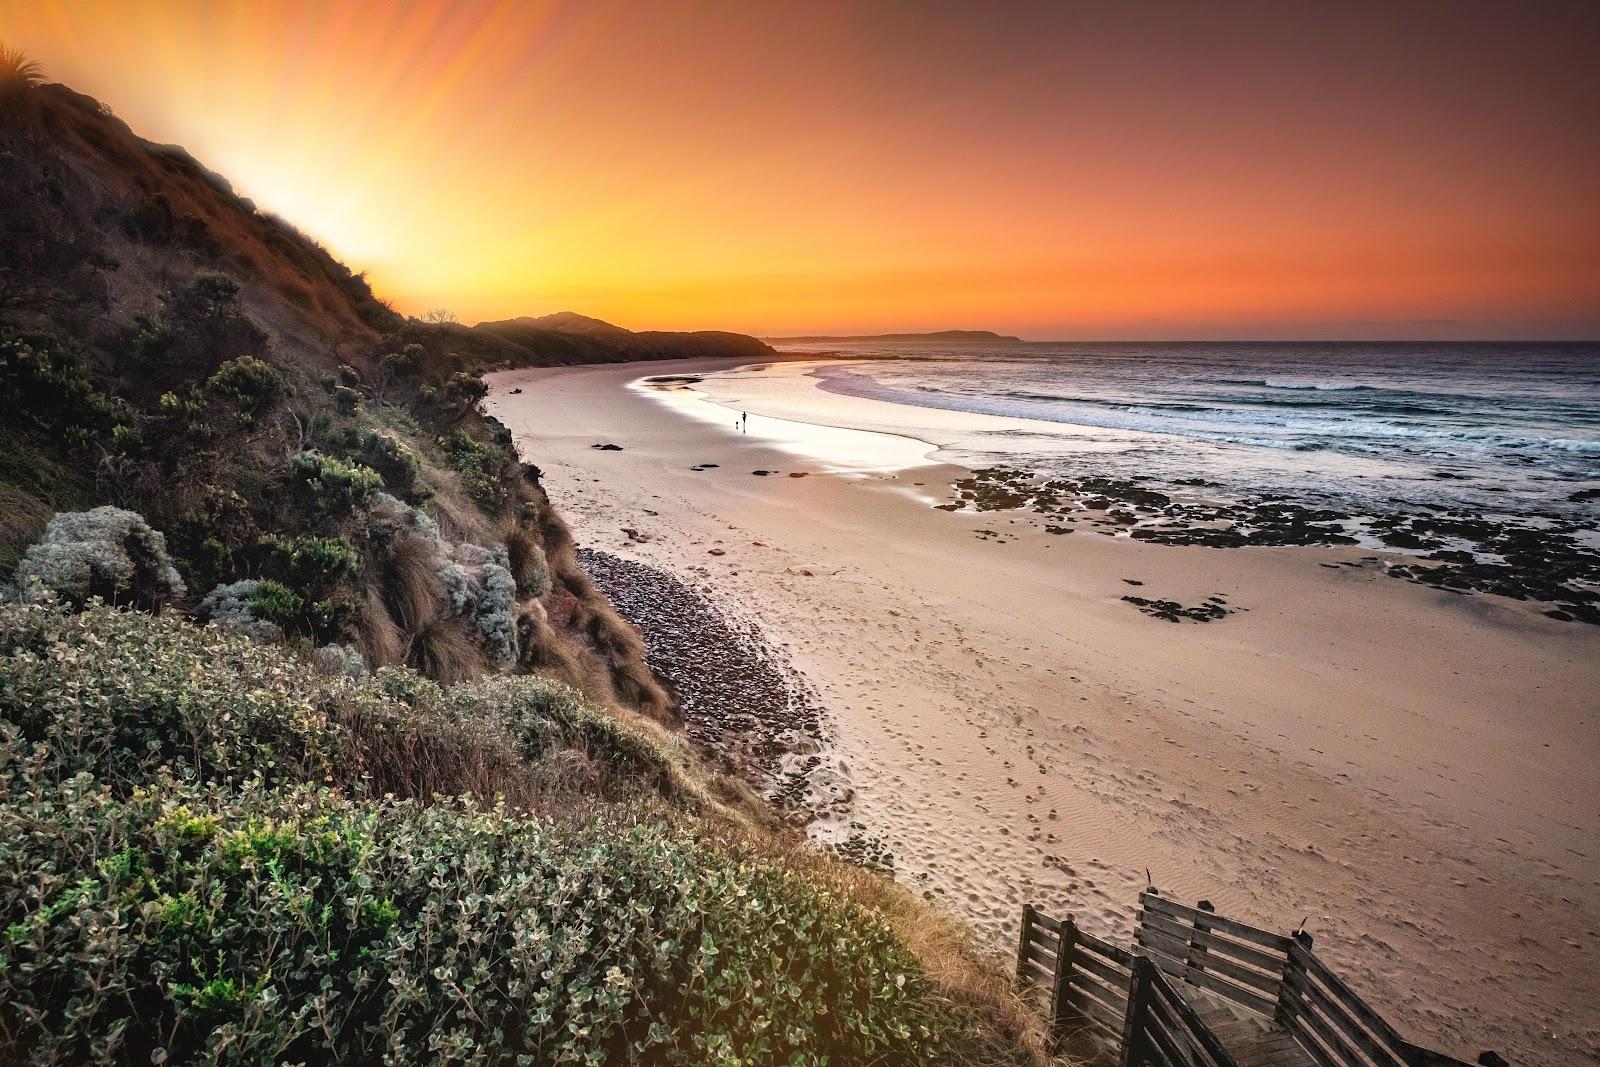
741,411,748,433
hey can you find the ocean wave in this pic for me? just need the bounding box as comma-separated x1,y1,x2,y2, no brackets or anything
806,350,1600,476
1209,377,1374,392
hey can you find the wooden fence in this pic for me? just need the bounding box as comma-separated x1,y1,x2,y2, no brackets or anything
1122,956,1241,1067
1017,903,1133,1056
1018,892,1507,1067
1017,902,1239,1065
1135,891,1294,1020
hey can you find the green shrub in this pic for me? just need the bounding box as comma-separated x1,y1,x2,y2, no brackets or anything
439,429,505,512
197,576,343,646
151,385,218,445
205,355,284,425
246,577,304,625
330,427,428,503
0,332,120,448
197,578,283,641
483,414,513,448
0,780,959,1066
333,384,363,414
445,371,488,409
158,272,269,380
290,450,382,514
256,533,358,590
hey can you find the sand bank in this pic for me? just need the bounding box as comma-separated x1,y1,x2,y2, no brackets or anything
487,357,1600,1065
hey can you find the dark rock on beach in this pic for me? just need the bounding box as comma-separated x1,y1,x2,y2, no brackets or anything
1122,595,1234,623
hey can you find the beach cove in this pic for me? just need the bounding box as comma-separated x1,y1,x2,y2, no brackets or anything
486,357,1600,1065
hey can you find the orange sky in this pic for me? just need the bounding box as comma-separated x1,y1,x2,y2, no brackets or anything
5,0,1598,339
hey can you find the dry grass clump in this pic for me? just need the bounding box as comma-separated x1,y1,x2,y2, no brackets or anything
405,613,487,683
501,513,551,597
0,44,43,111
351,582,404,664
537,504,675,720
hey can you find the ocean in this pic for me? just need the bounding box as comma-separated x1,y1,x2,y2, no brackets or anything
778,341,1600,527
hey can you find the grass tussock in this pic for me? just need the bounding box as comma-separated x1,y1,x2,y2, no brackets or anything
350,582,404,665
405,613,487,683
705,820,1055,1066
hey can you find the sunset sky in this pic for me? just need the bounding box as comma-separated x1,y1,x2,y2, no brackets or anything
5,0,1598,339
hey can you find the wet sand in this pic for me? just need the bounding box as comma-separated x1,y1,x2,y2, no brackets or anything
487,357,1600,1065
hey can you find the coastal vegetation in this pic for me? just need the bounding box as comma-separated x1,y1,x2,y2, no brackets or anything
0,601,1040,1064
0,52,1045,1064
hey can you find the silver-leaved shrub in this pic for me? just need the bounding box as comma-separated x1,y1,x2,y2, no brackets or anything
10,505,185,610
196,578,281,640
370,493,520,666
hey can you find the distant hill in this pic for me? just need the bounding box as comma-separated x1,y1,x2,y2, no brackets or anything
470,312,773,367
767,329,1025,344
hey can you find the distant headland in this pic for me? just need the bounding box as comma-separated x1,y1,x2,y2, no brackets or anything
765,329,1026,344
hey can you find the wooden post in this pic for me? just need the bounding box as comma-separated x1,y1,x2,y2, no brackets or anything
1120,956,1153,1067
1187,898,1214,984
1015,902,1036,989
1275,929,1313,1030
1049,916,1080,1051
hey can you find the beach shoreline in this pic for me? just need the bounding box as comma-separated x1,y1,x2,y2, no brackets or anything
487,357,1600,1065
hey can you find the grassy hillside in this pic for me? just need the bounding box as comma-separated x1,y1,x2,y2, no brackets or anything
0,71,674,714
0,57,1047,1064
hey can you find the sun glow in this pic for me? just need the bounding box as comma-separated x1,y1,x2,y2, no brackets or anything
4,0,1597,339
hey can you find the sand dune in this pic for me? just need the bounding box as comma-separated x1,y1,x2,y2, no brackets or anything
487,357,1600,1065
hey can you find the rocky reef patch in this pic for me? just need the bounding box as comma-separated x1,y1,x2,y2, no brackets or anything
942,467,1600,625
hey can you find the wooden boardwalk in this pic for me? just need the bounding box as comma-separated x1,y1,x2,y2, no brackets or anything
1016,891,1503,1067
1186,986,1314,1067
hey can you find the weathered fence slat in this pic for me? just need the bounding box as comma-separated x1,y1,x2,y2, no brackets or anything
1121,956,1241,1067
1049,917,1079,1049
1067,979,1126,1036
1069,967,1131,1018
1121,956,1154,1066
1076,939,1137,988
1279,971,1381,1067
1136,926,1280,1018
1140,904,1293,974
1141,892,1295,952
1016,902,1038,988
1292,943,1413,1053
1022,938,1058,969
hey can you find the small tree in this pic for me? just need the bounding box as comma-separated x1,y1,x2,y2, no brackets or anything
445,372,488,413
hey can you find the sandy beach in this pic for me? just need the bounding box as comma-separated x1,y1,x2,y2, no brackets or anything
487,357,1600,1065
